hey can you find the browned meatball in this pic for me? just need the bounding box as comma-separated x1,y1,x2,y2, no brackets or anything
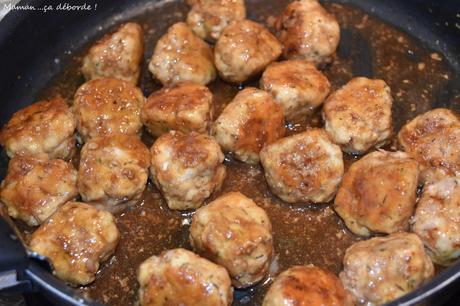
334,150,419,237
29,202,120,286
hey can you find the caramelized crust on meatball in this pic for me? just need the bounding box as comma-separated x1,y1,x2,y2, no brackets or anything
190,192,273,288
212,87,285,164
150,131,225,210
29,202,120,286
0,98,76,159
137,248,233,306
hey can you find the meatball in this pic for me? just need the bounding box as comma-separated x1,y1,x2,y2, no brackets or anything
412,177,460,266
137,248,233,306
0,156,78,226
260,129,344,204
190,192,273,288
149,22,216,86
73,77,144,142
340,233,434,306
81,22,144,84
0,97,76,159
260,60,331,120
186,0,246,42
334,150,419,237
212,87,285,164
398,108,460,184
275,0,340,66
29,202,120,286
263,266,353,306
322,77,393,154
214,20,282,83
150,131,225,210
78,134,150,212
141,82,213,137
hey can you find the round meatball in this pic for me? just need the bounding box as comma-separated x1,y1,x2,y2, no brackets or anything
81,22,144,84
260,60,331,120
334,150,419,237
412,177,460,266
0,156,78,226
186,0,246,42
78,134,150,212
398,108,460,184
322,77,393,154
340,233,434,306
141,82,213,137
260,129,344,204
73,77,145,142
29,202,120,286
137,248,233,306
150,131,225,210
214,20,282,83
263,266,353,306
212,87,285,164
275,0,340,66
0,97,76,159
190,192,273,288
148,22,216,86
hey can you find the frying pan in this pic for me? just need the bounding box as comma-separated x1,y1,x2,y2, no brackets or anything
0,0,460,305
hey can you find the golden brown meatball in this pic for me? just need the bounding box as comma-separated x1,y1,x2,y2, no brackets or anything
81,22,144,84
190,192,273,288
78,134,150,212
150,131,225,210
29,202,119,286
0,156,77,226
322,77,393,154
412,176,460,266
334,150,419,237
137,248,233,306
186,0,246,42
275,0,340,66
214,20,282,83
262,266,353,306
398,108,460,184
260,129,343,204
0,98,76,159
148,22,216,86
340,233,434,306
212,88,285,164
141,82,213,137
73,77,145,142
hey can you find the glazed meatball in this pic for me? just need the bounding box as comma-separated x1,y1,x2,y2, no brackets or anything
322,77,393,154
73,77,144,142
260,60,331,120
190,192,273,288
275,0,340,66
150,131,225,210
141,82,213,137
0,98,76,159
0,156,77,226
340,233,434,306
212,87,285,164
186,0,246,42
398,108,460,184
29,202,119,286
412,177,460,266
78,134,150,212
263,266,353,306
137,248,233,306
260,129,344,204
334,150,419,237
214,20,282,83
149,22,216,86
81,22,144,84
